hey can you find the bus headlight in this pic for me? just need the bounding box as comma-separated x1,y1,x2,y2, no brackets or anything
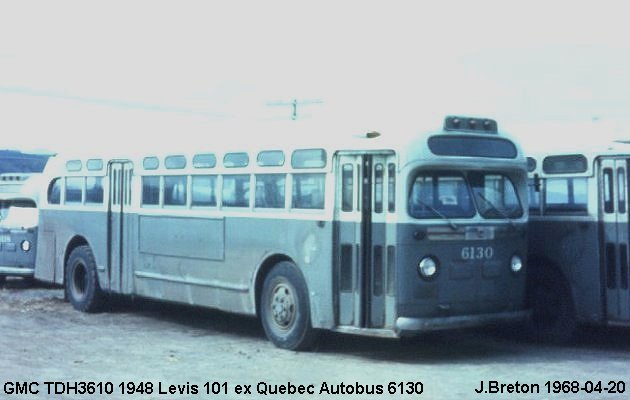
418,256,438,279
510,255,523,273
21,240,31,252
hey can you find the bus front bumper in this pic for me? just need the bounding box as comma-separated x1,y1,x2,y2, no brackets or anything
0,266,35,277
395,309,531,334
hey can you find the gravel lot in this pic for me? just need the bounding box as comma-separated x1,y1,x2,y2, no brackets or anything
2,278,630,400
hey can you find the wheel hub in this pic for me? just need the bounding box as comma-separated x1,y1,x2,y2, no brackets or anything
271,283,296,330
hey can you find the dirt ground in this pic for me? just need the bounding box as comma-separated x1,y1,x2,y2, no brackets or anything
2,278,630,400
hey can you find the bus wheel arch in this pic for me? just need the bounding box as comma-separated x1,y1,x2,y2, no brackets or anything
254,254,293,317
527,257,577,343
258,260,319,350
64,242,104,313
64,235,90,276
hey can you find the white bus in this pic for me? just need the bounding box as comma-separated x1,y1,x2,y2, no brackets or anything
0,150,51,284
527,142,630,341
34,117,529,350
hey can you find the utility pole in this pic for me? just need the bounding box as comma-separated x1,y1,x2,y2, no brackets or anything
266,98,323,120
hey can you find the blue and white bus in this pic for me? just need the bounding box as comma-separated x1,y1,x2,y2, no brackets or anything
34,117,529,350
527,142,630,341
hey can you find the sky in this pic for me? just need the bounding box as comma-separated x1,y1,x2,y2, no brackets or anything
1,1,630,153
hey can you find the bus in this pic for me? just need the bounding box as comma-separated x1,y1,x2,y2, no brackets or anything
527,142,630,341
34,117,529,350
0,149,51,285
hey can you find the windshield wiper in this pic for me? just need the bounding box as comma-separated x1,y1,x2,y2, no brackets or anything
475,192,516,229
415,199,458,230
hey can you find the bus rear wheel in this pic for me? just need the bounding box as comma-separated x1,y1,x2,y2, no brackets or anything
260,262,319,351
65,245,103,313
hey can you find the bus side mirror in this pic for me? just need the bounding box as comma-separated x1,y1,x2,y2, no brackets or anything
533,174,541,192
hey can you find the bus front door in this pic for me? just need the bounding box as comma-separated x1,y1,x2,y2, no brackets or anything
335,153,396,330
600,158,630,323
108,161,134,294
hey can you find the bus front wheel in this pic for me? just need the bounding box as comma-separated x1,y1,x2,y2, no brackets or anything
260,262,319,351
65,245,103,313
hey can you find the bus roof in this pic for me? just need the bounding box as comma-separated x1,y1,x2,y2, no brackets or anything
0,173,43,202
527,141,630,177
43,117,527,174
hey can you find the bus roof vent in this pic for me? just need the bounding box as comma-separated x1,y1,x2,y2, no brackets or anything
444,116,498,134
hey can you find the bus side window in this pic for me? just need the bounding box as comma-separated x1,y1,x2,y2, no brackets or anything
292,173,325,209
85,177,104,204
223,175,250,207
191,175,217,207
618,167,626,213
65,177,83,204
255,174,285,209
388,163,395,212
374,163,383,213
603,169,614,213
142,176,160,206
545,177,588,214
48,178,61,205
164,176,187,206
341,164,353,212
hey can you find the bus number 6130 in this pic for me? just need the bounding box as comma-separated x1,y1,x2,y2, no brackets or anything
461,246,494,260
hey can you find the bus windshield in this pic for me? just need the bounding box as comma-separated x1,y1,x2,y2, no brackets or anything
409,173,475,219
468,172,523,218
408,172,523,219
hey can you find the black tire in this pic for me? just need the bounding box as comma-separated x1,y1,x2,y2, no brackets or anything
0,275,6,286
528,266,576,343
260,261,319,350
65,245,104,313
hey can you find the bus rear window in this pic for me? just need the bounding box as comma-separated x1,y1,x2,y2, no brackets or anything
545,177,588,214
428,136,517,159
408,174,475,219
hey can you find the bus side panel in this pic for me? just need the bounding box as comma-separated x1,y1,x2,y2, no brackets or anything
35,209,108,287
34,212,55,284
137,215,225,260
131,216,335,329
528,219,603,324
279,218,334,329
34,228,56,283
132,215,224,305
